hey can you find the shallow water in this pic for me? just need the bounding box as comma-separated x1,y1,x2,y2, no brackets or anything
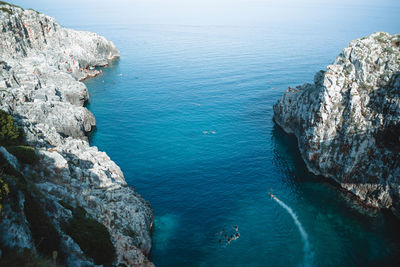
16,0,400,266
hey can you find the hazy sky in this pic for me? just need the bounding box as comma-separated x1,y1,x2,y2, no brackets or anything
11,0,400,30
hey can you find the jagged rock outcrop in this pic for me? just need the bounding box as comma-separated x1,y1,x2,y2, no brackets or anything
274,32,400,217
0,2,153,266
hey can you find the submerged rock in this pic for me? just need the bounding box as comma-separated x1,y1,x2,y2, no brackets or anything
273,32,400,217
0,2,153,266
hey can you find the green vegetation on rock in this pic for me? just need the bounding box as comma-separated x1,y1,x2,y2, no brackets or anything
0,110,22,146
63,206,116,266
6,145,39,165
0,114,115,265
24,188,62,258
0,153,63,263
0,1,23,10
0,112,62,260
0,112,115,266
28,8,38,13
0,176,9,213
374,33,387,43
383,47,394,54
0,7,12,14
0,111,40,166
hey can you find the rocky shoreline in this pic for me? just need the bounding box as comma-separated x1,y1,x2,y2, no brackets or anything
274,32,400,217
0,2,153,266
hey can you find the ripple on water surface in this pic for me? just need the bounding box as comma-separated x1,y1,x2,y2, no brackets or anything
84,22,400,266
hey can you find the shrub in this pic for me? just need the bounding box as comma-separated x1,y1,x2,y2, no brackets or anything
359,82,372,90
0,7,12,14
0,247,55,267
28,8,39,14
374,33,386,43
23,189,62,259
6,146,39,165
0,152,62,262
383,47,394,54
0,176,10,213
0,153,21,180
0,110,22,146
63,206,115,266
0,1,23,10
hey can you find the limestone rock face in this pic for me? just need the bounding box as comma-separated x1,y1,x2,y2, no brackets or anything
274,32,400,216
0,3,153,266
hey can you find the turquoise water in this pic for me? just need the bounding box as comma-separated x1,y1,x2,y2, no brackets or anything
16,0,400,266
85,25,400,266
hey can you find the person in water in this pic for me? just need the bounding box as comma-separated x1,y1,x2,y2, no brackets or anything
234,225,238,232
218,229,225,236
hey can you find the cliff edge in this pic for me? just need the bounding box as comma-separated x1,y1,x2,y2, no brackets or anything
274,32,400,217
0,2,153,266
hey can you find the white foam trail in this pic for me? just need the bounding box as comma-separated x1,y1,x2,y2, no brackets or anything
271,194,313,266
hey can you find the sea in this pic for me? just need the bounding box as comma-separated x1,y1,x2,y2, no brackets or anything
15,0,400,266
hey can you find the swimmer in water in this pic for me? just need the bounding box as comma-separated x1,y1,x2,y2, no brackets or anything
235,233,240,238
218,229,225,236
234,225,238,232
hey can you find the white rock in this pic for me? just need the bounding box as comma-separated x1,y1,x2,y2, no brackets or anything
0,3,153,266
274,32,400,216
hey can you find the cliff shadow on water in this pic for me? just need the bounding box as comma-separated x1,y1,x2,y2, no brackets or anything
271,71,400,209
271,122,397,215
271,122,400,265
271,124,316,184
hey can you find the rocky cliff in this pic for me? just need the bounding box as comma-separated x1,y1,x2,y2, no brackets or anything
274,32,400,217
0,2,153,266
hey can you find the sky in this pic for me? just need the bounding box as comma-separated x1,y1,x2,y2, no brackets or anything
11,0,400,28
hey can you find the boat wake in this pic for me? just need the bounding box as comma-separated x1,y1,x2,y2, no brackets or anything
270,193,313,266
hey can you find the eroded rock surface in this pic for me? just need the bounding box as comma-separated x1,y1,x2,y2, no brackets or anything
0,3,153,266
274,32,400,217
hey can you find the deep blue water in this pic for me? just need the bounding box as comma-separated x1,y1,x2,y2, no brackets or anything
86,25,400,266
16,0,400,266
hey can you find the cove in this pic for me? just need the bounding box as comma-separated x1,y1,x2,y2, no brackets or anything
4,0,400,265
22,1,396,266
83,24,400,266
